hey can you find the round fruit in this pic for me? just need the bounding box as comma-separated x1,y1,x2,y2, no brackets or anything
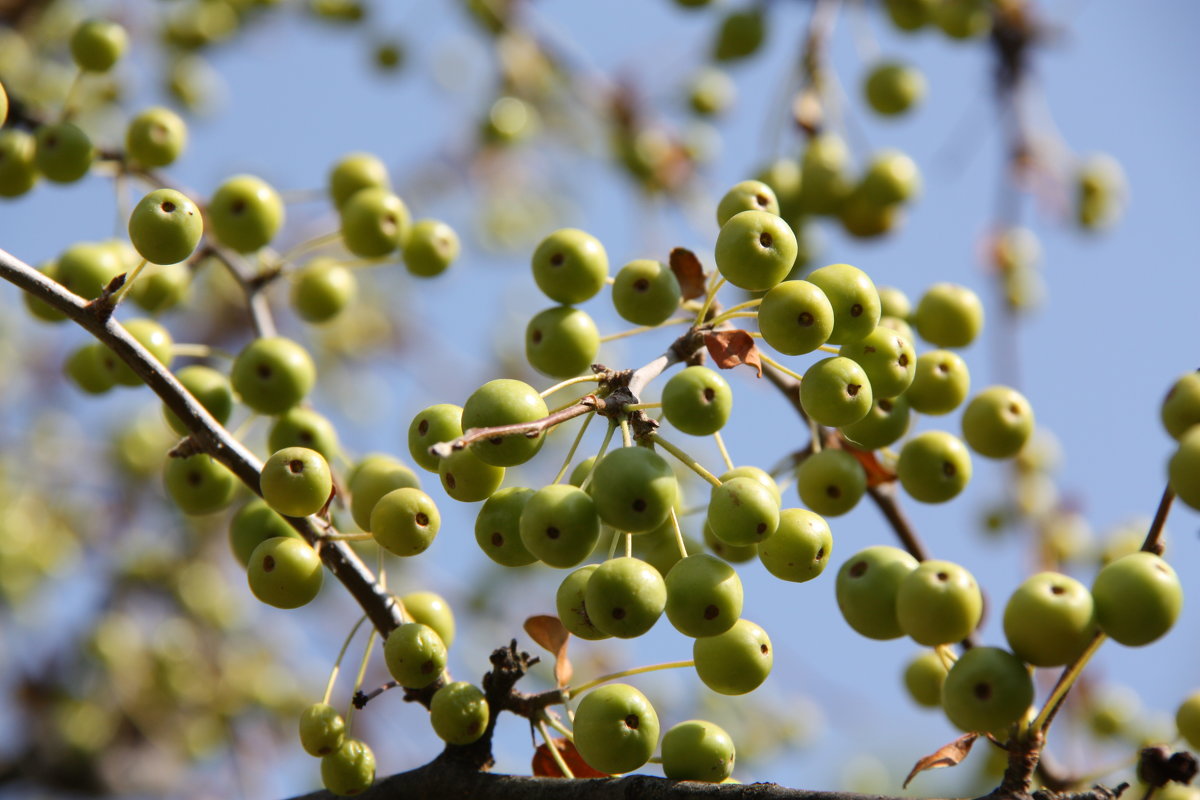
884,0,934,30
347,454,420,530
758,508,832,583
961,386,1034,459
126,107,187,168
339,187,410,258
796,449,866,517
805,263,881,345
935,0,992,40
896,560,983,646
714,209,797,291
408,404,463,473
208,175,284,253
1092,552,1183,647
841,395,911,450
838,327,915,398
320,739,374,797
864,61,926,116
611,259,681,326
800,357,873,427
475,487,537,566
371,488,440,556
0,129,40,197
165,367,233,437
531,228,608,304
299,703,345,756
461,379,548,467
70,19,127,71
712,8,764,61
1169,427,1200,510
525,305,600,378
693,618,772,695
897,431,972,503
904,650,948,708
703,522,758,564
247,537,324,609
572,684,660,775
859,150,921,206
164,453,237,515
757,280,835,355
268,406,340,461
585,557,667,638
404,219,460,277
664,553,743,638
128,260,190,312
661,720,735,782
1161,372,1200,440
65,343,116,394
662,366,733,436
835,545,919,640
557,565,610,640
914,283,984,348
941,647,1034,734
718,466,782,505
430,682,489,745
905,349,970,415
590,447,677,533
106,318,174,385
716,180,779,227
438,447,504,502
706,477,780,546
128,189,204,265
1177,692,1200,750
230,336,316,415
260,447,332,518
229,498,300,567
35,122,93,183
518,484,601,568
878,286,912,319
329,152,390,209
689,66,735,116
1003,572,1096,667
291,259,357,322
383,622,446,688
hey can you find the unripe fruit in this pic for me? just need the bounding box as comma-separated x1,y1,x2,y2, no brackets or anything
706,477,780,546
611,259,682,327
229,499,299,567
884,0,934,30
462,379,548,467
796,449,866,517
408,404,463,473
896,560,983,646
897,431,972,503
107,318,174,385
65,343,117,394
525,305,600,378
321,739,374,797
757,508,832,583
716,180,779,227
260,447,333,518
590,447,678,533
805,263,881,344
0,129,40,197
401,591,456,648
841,396,911,450
531,228,608,304
962,386,1034,459
291,259,357,323
268,407,340,461
1092,552,1182,647
129,189,204,265
347,454,420,531
557,565,610,641
404,219,460,277
371,488,440,556
585,557,667,638
339,188,410,257
1161,372,1200,440
914,283,984,348
662,366,733,436
664,554,743,637
838,327,915,399
329,152,390,209
438,447,505,502
836,546,918,640
70,19,127,72
230,336,316,415
126,107,188,168
757,280,835,355
208,174,284,253
661,720,735,782
800,357,873,427
1003,572,1096,667
859,150,921,206
904,650,948,708
572,684,660,775
165,453,237,515
693,618,773,695
1177,692,1200,750
714,209,797,291
864,61,926,116
905,349,971,415
1168,427,1200,510
430,682,489,745
299,703,345,756
475,487,538,567
712,8,765,61
383,622,446,688
689,67,735,117
519,483,601,568
247,537,324,609
941,647,1033,734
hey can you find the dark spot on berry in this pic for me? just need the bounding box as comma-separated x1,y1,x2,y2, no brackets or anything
898,354,909,367
798,311,814,327
634,278,650,292
632,498,646,512
230,198,246,214
826,485,841,498
847,383,861,397
445,473,457,489
849,560,868,578
704,604,720,620
943,462,957,477
879,399,893,412
45,134,58,147
262,555,276,572
1009,403,1021,415
382,214,397,234
318,746,332,755
974,681,992,701
815,546,825,560
760,643,769,654
703,387,715,402
489,436,503,445
549,252,565,266
1050,584,1065,595
186,470,202,486
937,362,950,374
421,659,435,674
850,303,863,317
755,193,769,207
546,526,560,540
418,419,429,435
758,232,773,248
531,329,543,344
624,714,639,730
415,513,429,527
257,363,273,379
491,531,503,547
299,431,313,444
288,459,304,473
611,607,626,620
864,346,877,354
161,200,176,213
936,571,949,581
756,522,767,533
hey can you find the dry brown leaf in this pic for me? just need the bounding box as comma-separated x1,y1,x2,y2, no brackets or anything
843,443,897,487
523,615,573,687
669,247,707,300
903,732,978,788
532,737,608,778
704,330,763,377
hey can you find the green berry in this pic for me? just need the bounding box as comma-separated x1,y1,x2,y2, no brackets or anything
70,19,127,71
518,484,601,568
798,134,852,216
35,122,94,183
800,357,873,427
128,261,191,312
126,107,187,168
208,175,284,253
796,449,866,517
611,259,681,326
805,263,881,345
320,739,374,797
371,487,440,556
864,61,926,116
905,349,970,415
1092,552,1183,647
664,553,743,637
128,188,204,265
65,343,117,394
291,259,357,323
299,703,345,757
1161,372,1200,440
0,80,6,126
247,537,324,609
693,618,772,695
556,565,610,640
585,556,667,638
1003,572,1096,667
718,466,782,505
572,684,660,775
662,366,733,436
706,477,780,547
896,560,983,646
430,682,489,745
841,395,911,450
165,364,233,436
403,219,460,277
835,545,918,640
525,305,600,378
661,720,735,782
339,187,410,258
260,447,332,518
164,453,237,515
347,454,420,530
756,158,803,222
438,447,505,502
531,228,609,304
716,180,779,227
383,622,446,688
689,67,736,117
229,498,300,567
634,524,701,580
329,152,390,209
884,0,934,30
0,129,40,197
838,328,915,399
590,447,678,533
961,386,1034,459
268,406,340,461
878,286,912,319
757,508,831,583
103,318,173,386
935,0,992,40
475,486,538,566
904,650,948,707
461,378,548,467
408,403,463,473
913,283,984,348
230,336,316,415
1177,692,1200,751
714,209,797,292
838,186,900,239
401,590,455,649
1076,154,1125,230
712,8,765,61
1170,426,1200,510
941,647,1033,734
897,431,972,504
859,150,921,206
703,522,758,564
757,280,835,356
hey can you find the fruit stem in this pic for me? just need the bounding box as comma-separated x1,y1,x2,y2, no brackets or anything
714,298,762,317
817,344,841,355
276,230,343,267
578,421,616,492
552,411,595,485
539,374,601,399
541,712,574,741
170,343,234,360
693,277,727,326
606,529,622,560
624,532,632,559
564,660,696,698
60,68,84,121
536,719,575,778
623,402,662,411
323,532,375,542
1031,630,1107,736
110,258,148,305
619,417,633,447
934,644,958,671
668,507,688,560
712,431,735,472
707,310,758,326
599,317,692,343
758,352,806,384
648,432,723,488
345,629,378,730
323,613,369,706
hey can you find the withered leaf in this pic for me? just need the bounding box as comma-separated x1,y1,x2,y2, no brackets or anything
669,247,707,301
532,737,608,778
842,442,897,487
523,615,573,687
903,732,978,788
704,330,763,377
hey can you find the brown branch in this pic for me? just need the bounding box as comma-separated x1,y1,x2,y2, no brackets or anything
430,399,600,460
865,484,931,563
1139,486,1174,556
